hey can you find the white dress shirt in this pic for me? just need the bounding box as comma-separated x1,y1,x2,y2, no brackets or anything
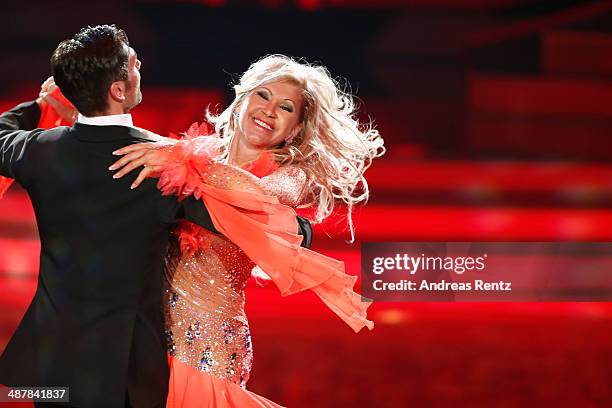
76,113,135,128
75,113,163,142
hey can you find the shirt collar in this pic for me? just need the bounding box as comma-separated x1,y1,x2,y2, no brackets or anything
76,113,134,128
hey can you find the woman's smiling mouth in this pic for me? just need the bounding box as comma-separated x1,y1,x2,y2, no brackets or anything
253,117,274,131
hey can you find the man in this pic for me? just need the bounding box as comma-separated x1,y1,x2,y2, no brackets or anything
0,25,311,407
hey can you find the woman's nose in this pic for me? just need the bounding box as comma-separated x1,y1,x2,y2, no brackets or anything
262,101,276,117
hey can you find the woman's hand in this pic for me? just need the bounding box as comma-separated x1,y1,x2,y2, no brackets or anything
36,77,55,106
109,139,178,189
36,77,77,123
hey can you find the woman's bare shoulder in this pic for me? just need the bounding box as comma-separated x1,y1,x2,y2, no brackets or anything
259,164,308,206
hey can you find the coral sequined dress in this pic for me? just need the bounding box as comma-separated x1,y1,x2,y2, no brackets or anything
153,133,373,407
165,223,255,376
164,153,292,406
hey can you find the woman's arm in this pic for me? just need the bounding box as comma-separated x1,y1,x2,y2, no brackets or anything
109,139,312,244
109,137,264,193
204,161,264,194
110,138,305,203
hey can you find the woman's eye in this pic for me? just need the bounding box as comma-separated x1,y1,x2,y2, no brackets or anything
257,91,269,100
281,105,293,112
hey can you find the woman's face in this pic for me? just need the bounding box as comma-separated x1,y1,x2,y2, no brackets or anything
236,79,304,150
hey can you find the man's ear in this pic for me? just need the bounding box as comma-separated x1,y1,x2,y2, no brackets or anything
109,81,127,103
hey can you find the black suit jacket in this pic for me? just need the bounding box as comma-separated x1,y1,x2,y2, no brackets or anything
0,102,222,407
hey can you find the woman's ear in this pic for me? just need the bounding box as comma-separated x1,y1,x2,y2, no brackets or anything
109,81,127,103
285,123,303,146
290,123,303,139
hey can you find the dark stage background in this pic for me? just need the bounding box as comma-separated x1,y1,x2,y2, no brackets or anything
1,0,611,407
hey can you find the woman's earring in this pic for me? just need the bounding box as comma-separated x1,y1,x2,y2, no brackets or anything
285,126,302,146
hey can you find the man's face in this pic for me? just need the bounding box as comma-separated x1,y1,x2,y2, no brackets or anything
123,46,142,112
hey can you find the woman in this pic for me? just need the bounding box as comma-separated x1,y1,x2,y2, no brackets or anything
67,54,384,406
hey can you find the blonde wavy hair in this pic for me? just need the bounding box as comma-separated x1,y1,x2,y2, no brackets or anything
207,54,385,242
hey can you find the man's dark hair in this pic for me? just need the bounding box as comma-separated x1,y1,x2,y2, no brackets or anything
51,25,130,116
